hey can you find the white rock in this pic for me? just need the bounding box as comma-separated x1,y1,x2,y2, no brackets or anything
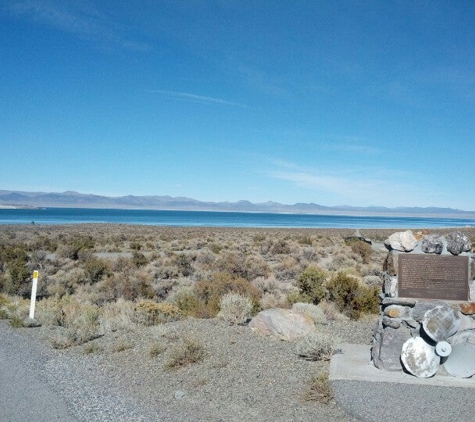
249,308,315,341
384,230,418,252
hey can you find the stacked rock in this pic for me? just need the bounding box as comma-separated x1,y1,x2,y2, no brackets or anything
372,230,475,378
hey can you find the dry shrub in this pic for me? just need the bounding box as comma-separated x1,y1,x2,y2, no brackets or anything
292,302,327,325
132,251,149,267
57,235,94,260
0,294,9,319
326,272,379,320
1,296,30,321
99,298,135,333
270,239,291,255
252,233,267,245
243,255,269,281
46,268,86,297
260,291,290,309
317,300,348,321
347,239,373,264
195,249,216,269
84,257,111,284
194,272,261,317
112,256,134,272
298,235,313,246
35,297,65,325
134,300,183,326
164,336,206,370
314,236,335,248
169,287,202,317
296,266,327,304
286,291,312,306
149,342,167,357
172,253,195,277
251,276,280,295
296,332,338,361
301,247,318,261
214,251,246,278
274,256,302,281
0,245,31,296
47,298,102,348
208,243,223,254
217,293,253,325
329,252,357,271
152,278,178,301
96,272,154,302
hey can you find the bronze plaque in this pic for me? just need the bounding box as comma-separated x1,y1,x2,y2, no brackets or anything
398,254,469,300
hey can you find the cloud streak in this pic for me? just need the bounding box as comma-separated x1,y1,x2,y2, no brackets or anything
146,89,246,108
6,0,149,52
266,158,442,207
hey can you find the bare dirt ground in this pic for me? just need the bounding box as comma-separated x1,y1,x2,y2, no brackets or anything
10,315,375,421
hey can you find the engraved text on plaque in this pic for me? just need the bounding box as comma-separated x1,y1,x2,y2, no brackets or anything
398,254,469,300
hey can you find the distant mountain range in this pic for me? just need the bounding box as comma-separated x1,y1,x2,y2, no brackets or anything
1,190,474,217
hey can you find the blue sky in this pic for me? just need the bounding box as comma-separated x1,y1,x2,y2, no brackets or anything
1,1,475,210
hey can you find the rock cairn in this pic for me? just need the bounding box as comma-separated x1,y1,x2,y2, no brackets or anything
372,230,475,378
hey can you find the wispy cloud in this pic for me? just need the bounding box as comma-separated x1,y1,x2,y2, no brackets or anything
5,0,149,52
270,170,379,196
145,89,246,108
266,158,440,207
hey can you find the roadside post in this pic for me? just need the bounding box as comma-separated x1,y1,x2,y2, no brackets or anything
29,270,39,319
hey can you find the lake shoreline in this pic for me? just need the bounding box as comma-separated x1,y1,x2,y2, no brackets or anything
2,207,475,228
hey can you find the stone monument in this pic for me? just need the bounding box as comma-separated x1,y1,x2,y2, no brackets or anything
372,230,475,378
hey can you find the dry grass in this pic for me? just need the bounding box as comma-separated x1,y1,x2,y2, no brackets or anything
296,332,338,361
84,343,102,354
164,336,207,370
148,342,167,358
112,338,134,352
304,370,334,403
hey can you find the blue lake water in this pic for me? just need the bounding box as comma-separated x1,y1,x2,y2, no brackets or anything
0,208,474,229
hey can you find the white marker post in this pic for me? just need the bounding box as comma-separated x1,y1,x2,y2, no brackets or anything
29,270,39,319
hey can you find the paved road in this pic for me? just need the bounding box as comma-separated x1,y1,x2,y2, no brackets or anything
330,343,475,422
0,322,77,422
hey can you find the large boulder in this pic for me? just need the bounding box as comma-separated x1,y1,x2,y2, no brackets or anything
372,324,411,371
248,308,315,341
384,230,418,252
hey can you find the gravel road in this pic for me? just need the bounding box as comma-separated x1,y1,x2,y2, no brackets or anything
0,321,161,421
0,317,376,422
0,322,76,422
